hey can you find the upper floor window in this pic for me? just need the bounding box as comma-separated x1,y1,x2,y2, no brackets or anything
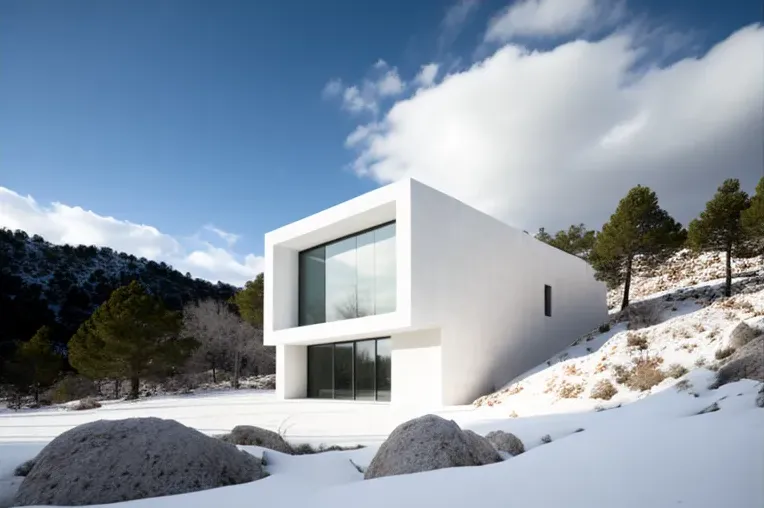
298,222,396,326
544,284,552,317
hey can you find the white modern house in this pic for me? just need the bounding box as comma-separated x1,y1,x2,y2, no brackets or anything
264,178,607,407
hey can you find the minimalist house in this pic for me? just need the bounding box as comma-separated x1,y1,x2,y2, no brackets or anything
264,178,607,407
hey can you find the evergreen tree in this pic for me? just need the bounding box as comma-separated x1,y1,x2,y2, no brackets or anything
536,224,597,260
591,185,685,309
68,281,184,399
13,326,62,403
741,176,764,254
687,179,751,297
232,273,264,328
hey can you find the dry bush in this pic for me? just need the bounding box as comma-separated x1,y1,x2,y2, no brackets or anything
708,327,720,339
69,397,102,411
594,361,608,373
557,380,584,399
509,410,519,418
626,301,664,330
563,364,581,376
714,347,735,361
625,357,666,391
544,377,558,394
290,443,365,455
695,357,708,368
598,322,611,333
693,323,706,333
675,379,693,392
626,332,649,350
612,364,630,384
680,343,698,353
45,375,99,404
590,379,618,400
666,363,689,379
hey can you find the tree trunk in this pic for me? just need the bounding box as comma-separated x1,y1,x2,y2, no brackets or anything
621,255,633,310
34,386,39,405
233,351,240,390
725,243,732,297
114,379,121,399
127,377,140,400
212,365,217,384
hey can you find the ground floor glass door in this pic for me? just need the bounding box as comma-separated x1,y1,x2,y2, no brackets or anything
307,337,391,401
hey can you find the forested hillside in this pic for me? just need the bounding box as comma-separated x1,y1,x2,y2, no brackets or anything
0,228,238,352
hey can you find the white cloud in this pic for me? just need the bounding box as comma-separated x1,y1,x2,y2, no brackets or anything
377,69,405,96
322,78,344,98
440,0,480,49
203,224,240,247
373,59,388,69
485,0,621,41
415,63,440,88
0,187,263,286
346,24,764,232
342,85,378,114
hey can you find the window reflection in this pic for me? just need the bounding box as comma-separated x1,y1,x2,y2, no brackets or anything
298,222,396,326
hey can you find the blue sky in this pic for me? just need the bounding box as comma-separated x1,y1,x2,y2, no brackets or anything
1,0,762,285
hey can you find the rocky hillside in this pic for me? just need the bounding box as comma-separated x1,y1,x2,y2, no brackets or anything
475,250,764,411
0,228,238,348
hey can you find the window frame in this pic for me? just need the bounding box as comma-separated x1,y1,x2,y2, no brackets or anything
544,284,552,317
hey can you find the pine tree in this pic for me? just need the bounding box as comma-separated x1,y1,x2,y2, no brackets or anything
536,224,597,260
14,326,62,403
232,273,264,328
688,179,751,297
741,176,764,254
591,185,685,309
68,280,184,399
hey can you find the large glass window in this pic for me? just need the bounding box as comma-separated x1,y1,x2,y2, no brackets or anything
299,222,396,326
307,338,392,401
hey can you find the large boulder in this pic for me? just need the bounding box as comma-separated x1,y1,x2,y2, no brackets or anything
485,430,525,456
726,321,759,349
220,425,292,454
14,417,264,506
714,335,764,387
756,385,764,409
364,414,501,480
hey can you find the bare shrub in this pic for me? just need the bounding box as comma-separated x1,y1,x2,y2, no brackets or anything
612,364,630,384
625,357,666,391
675,379,692,392
69,397,102,411
594,361,608,373
598,322,611,333
715,347,735,361
626,301,663,330
695,357,708,368
45,375,99,404
590,379,618,400
563,364,581,376
557,381,584,399
290,443,365,455
666,363,688,379
626,332,649,350
540,434,552,444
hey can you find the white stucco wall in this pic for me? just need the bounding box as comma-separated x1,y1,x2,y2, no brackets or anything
390,329,442,410
407,180,607,405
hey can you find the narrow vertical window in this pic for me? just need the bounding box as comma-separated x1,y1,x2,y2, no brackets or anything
544,285,552,317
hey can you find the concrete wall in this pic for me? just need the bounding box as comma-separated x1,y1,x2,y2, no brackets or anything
275,344,307,399
408,180,607,405
390,329,442,410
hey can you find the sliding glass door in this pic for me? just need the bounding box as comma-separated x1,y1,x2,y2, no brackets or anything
307,337,391,401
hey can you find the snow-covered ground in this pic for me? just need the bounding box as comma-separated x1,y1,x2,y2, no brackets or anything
1,250,763,508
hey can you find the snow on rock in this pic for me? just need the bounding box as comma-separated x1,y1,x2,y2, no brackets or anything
13,417,265,506
364,414,501,480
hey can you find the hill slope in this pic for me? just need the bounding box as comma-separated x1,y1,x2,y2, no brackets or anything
0,228,238,348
